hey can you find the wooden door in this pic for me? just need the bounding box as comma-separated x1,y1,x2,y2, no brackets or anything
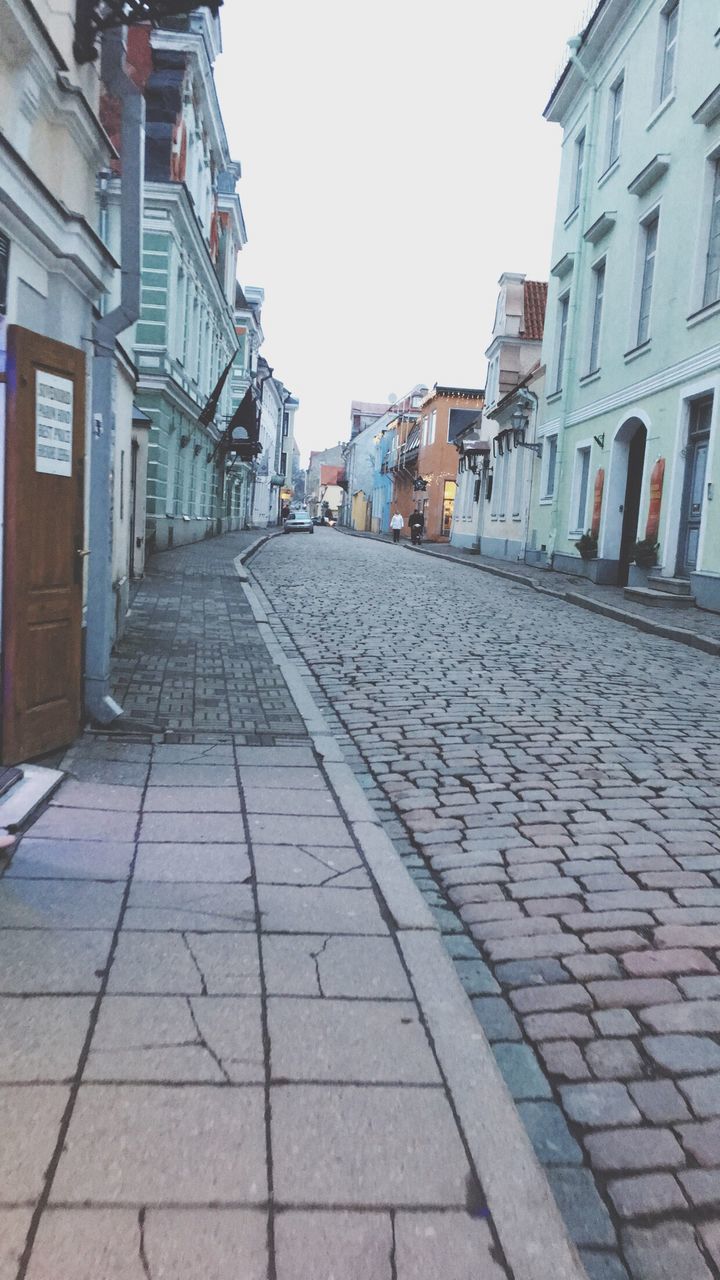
2,326,85,763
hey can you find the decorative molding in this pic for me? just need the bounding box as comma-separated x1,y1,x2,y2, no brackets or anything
628,154,670,197
565,343,720,427
693,83,720,128
551,252,575,280
583,211,617,244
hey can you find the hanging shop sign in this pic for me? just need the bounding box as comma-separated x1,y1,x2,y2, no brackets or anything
35,370,73,476
645,458,665,542
591,468,605,538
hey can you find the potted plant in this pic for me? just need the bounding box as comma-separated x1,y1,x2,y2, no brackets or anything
631,538,659,568
575,531,598,560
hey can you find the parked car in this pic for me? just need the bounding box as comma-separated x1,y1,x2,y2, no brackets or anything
311,515,326,526
283,511,314,534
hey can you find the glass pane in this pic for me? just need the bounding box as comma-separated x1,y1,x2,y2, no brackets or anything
577,449,590,527
690,443,708,515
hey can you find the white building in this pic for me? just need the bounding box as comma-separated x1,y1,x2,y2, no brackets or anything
451,274,546,557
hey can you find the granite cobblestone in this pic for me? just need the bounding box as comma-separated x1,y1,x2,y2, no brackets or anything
254,531,720,1277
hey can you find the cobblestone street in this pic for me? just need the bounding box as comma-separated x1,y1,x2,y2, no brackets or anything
252,528,720,1280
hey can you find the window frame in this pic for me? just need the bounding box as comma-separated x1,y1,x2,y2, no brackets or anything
570,129,586,215
657,0,679,108
587,257,606,375
703,156,720,310
569,443,593,537
607,74,624,169
636,209,660,348
540,433,558,502
554,292,570,394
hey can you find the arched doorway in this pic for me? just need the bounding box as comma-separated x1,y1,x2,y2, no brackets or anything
604,417,647,586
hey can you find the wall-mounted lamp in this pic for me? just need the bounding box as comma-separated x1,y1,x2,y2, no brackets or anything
179,435,190,449
593,434,605,449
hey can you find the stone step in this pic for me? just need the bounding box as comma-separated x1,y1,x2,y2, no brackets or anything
624,586,696,609
0,764,64,833
647,576,693,596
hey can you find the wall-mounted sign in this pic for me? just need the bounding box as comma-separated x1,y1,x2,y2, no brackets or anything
591,468,605,538
645,458,665,541
36,371,73,476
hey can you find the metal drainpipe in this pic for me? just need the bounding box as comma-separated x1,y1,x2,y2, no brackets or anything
548,38,599,565
85,28,145,724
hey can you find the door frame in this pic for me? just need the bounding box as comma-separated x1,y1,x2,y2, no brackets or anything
600,413,650,574
675,394,713,578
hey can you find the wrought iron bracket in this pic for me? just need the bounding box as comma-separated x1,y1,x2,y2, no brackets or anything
74,0,222,65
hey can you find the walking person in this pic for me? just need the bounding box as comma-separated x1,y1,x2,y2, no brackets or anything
389,511,404,544
408,508,425,546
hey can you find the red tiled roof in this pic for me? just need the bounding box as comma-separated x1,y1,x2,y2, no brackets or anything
521,280,548,341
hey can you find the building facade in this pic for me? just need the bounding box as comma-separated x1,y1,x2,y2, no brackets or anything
532,0,720,605
342,388,426,531
0,0,135,754
133,12,246,555
452,274,546,558
412,386,485,541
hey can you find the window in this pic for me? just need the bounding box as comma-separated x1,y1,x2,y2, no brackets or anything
554,294,570,393
512,447,525,518
658,1,679,105
486,357,499,408
570,130,585,213
588,261,606,374
637,213,659,346
428,410,436,445
542,435,558,499
608,76,624,167
703,159,720,308
422,416,429,446
572,447,591,533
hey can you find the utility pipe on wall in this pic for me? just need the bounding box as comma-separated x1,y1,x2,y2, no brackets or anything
85,27,145,723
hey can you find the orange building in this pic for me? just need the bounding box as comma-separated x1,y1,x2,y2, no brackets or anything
409,386,485,540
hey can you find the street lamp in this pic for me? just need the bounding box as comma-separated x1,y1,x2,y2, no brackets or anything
511,402,542,458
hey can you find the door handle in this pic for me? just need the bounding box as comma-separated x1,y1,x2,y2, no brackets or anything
76,548,91,558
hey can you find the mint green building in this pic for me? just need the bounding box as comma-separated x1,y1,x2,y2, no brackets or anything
531,0,720,608
133,13,246,554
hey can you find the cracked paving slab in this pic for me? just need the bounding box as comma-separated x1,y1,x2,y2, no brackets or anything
261,934,414,999
252,842,365,886
108,931,262,996
25,1207,268,1280
86,995,264,1083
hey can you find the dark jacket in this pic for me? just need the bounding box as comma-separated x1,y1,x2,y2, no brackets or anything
408,512,424,529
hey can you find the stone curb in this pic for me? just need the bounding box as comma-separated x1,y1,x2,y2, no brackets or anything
239,571,438,931
401,932,588,1280
240,551,589,1280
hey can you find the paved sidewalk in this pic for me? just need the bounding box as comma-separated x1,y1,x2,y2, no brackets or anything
0,532,581,1280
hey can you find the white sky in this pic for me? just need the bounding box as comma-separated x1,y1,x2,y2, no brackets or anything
214,0,593,464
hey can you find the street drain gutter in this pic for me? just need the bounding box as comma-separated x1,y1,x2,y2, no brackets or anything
238,547,589,1280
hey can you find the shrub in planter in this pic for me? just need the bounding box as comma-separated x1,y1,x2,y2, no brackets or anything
631,538,659,568
575,531,598,560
